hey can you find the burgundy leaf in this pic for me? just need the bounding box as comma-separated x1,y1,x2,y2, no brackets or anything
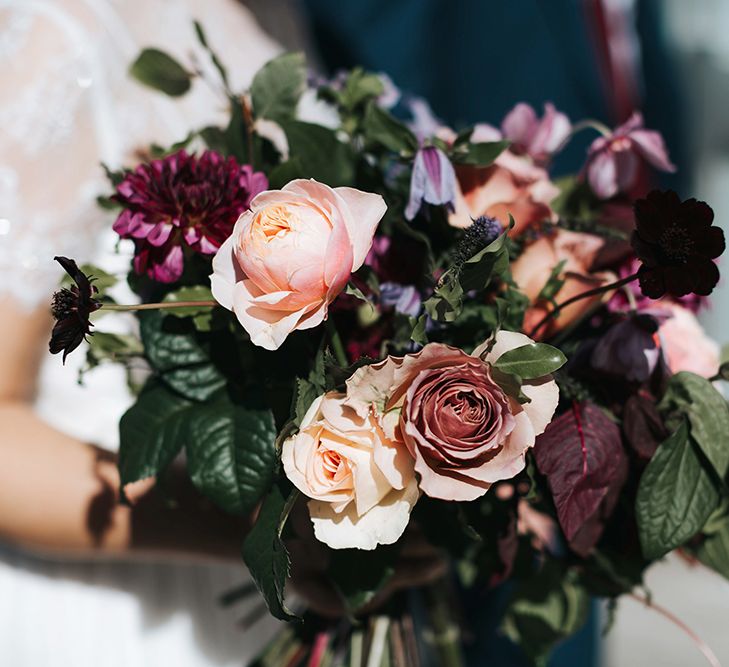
623,394,667,459
534,402,628,547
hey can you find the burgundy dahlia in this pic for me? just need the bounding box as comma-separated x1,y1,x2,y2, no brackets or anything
113,150,267,283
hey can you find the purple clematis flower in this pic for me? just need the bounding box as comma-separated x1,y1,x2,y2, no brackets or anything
501,102,571,165
591,310,671,382
379,282,422,318
584,112,676,199
405,146,457,221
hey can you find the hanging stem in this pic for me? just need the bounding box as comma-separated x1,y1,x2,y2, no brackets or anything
629,592,722,667
326,318,349,367
103,300,217,312
550,118,613,156
240,95,256,168
528,272,640,338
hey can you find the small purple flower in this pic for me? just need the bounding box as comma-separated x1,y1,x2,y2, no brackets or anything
379,282,422,317
591,310,671,382
501,102,571,165
584,112,676,199
405,146,457,221
113,150,267,283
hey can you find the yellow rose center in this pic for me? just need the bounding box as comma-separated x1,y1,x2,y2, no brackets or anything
254,204,298,240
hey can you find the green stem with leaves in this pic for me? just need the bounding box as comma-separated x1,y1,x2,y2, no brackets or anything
326,317,349,367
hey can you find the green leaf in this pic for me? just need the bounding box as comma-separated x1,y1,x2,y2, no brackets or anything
537,259,567,303
242,484,299,621
185,395,277,515
502,564,590,667
636,421,721,559
328,546,398,616
697,519,729,581
279,120,355,186
661,372,729,478
118,380,192,486
163,285,215,330
410,314,429,346
338,69,385,110
362,103,418,154
292,346,327,427
250,52,306,121
62,263,117,301
86,332,143,368
129,48,192,97
267,157,305,189
490,366,531,405
344,281,371,305
193,20,230,90
493,343,567,380
139,310,225,401
451,140,510,166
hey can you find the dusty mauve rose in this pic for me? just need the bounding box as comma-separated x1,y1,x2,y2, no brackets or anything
512,229,615,339
211,179,386,350
344,331,559,501
281,392,417,550
658,303,720,378
449,146,560,235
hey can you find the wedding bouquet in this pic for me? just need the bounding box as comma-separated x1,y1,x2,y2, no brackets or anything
49,26,729,666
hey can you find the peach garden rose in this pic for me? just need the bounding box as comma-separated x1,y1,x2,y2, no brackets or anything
281,392,418,550
344,330,559,502
211,179,386,350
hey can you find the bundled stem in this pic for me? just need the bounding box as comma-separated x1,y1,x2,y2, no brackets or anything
103,300,217,312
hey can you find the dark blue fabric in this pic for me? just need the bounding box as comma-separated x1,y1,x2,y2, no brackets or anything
302,0,686,185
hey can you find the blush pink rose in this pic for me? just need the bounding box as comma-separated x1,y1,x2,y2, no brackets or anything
281,392,417,550
344,331,559,502
448,123,559,235
658,303,720,377
449,150,560,235
211,179,386,350
512,229,615,339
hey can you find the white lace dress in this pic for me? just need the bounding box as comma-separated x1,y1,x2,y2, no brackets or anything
0,1,284,664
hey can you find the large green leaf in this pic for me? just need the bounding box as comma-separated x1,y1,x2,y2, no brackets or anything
250,52,306,121
636,421,720,559
697,519,729,582
362,103,418,154
662,371,729,478
118,381,192,485
139,310,225,401
279,121,355,186
185,396,277,515
242,485,298,621
502,564,590,667
493,343,567,380
129,48,192,97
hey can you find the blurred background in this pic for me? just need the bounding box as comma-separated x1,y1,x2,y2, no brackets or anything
2,1,728,666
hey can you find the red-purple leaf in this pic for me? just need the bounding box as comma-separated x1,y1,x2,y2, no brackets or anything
534,402,628,547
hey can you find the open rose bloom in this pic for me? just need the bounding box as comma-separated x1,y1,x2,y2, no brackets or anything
282,393,418,550
211,179,386,349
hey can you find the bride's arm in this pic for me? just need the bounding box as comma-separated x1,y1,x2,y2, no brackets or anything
0,301,249,562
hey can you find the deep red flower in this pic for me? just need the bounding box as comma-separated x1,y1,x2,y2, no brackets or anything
49,257,101,362
631,190,724,298
113,150,267,283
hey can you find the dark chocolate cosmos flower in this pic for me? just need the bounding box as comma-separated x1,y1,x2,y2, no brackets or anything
49,257,101,361
631,190,724,298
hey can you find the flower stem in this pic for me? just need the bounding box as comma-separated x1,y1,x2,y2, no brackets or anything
629,592,722,667
551,118,613,155
528,272,640,338
103,300,217,312
326,318,349,367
